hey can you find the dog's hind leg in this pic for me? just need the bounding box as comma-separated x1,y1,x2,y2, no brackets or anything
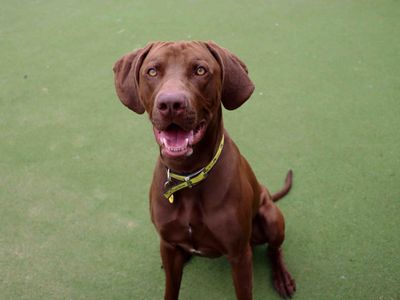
257,186,296,298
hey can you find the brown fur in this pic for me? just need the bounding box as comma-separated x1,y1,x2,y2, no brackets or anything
113,41,295,299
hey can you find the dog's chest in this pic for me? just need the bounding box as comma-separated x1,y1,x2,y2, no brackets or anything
155,200,226,257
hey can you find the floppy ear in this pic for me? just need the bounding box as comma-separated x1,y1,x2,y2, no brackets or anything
113,43,154,114
205,41,255,110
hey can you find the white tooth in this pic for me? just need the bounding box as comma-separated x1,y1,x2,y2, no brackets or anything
189,131,194,144
161,138,166,146
185,138,189,146
186,148,193,157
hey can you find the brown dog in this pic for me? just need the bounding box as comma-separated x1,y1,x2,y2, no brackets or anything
113,41,296,299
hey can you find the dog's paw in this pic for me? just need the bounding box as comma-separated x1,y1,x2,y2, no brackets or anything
273,266,296,299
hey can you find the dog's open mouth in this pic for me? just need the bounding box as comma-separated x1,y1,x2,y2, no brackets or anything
153,121,207,158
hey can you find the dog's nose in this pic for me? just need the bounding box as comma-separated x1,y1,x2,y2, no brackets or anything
156,92,187,117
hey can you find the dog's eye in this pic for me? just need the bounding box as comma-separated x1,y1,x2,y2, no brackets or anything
195,66,207,76
147,68,158,77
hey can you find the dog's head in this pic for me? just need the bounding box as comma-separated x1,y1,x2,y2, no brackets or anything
113,41,254,159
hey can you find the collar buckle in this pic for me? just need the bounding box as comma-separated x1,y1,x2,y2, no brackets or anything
185,176,193,188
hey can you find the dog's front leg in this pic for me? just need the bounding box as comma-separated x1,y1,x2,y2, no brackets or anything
228,245,253,300
160,240,189,300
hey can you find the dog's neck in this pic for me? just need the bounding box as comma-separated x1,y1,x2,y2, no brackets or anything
159,109,224,174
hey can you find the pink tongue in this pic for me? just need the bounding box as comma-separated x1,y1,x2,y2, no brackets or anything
162,126,192,147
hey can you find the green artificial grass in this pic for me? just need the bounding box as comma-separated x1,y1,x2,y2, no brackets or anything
1,1,399,299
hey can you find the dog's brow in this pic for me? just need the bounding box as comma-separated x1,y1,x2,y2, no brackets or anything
191,58,209,64
144,58,161,66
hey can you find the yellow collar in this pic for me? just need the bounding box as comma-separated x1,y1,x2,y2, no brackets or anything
163,135,225,203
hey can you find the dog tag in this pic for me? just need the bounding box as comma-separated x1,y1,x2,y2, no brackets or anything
168,194,174,204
